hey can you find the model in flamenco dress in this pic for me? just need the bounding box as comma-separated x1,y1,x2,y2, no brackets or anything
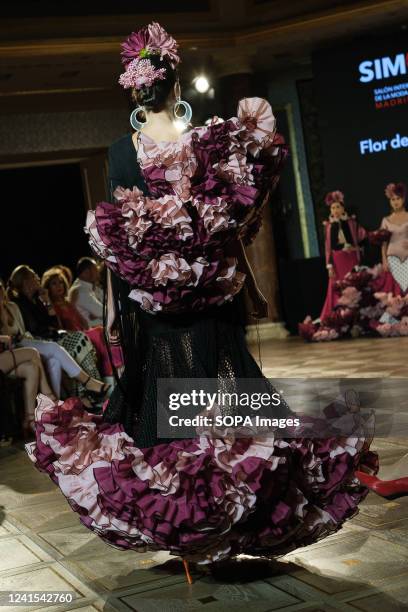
300,182,408,342
26,22,401,581
377,182,408,296
320,191,366,320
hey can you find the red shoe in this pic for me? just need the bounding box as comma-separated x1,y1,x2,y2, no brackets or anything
356,470,408,500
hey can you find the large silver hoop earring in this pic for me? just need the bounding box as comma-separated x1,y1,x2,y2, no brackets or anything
173,81,192,127
130,106,148,131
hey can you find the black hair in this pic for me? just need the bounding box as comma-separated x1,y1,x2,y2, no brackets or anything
76,256,96,276
132,54,177,112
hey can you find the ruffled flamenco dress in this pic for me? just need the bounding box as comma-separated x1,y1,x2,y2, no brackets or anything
319,215,366,321
26,98,377,568
298,228,408,342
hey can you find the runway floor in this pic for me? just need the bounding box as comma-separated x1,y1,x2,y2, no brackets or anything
0,335,407,612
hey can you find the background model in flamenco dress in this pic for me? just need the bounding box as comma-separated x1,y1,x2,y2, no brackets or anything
320,190,366,321
377,182,408,297
25,22,377,570
300,182,408,341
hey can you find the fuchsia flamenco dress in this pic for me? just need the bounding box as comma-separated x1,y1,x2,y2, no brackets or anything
26,98,377,565
299,218,408,342
320,215,366,321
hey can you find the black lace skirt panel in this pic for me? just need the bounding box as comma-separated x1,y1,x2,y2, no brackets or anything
103,275,290,447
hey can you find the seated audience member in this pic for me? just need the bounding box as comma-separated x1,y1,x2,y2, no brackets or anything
55,264,74,288
42,268,123,376
0,335,56,437
69,257,103,327
42,268,87,331
5,267,108,401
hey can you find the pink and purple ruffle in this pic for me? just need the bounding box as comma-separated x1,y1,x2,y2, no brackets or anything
26,395,377,564
299,263,408,342
85,97,287,313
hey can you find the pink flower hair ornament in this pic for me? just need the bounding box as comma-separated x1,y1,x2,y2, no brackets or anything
325,190,345,206
385,182,407,200
120,21,180,69
119,58,166,90
118,22,180,90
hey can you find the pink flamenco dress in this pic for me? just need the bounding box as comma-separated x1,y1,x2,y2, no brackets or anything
374,216,408,297
25,98,377,566
319,215,366,321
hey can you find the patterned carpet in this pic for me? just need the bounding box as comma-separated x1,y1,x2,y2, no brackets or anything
0,335,407,612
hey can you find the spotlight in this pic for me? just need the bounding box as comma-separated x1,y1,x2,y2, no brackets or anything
194,76,210,93
173,119,187,132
